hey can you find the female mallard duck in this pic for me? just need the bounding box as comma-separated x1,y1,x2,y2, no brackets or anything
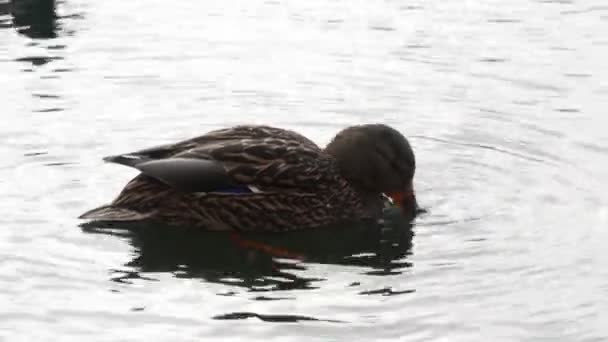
80,124,417,232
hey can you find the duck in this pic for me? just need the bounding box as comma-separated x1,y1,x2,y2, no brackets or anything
79,124,418,232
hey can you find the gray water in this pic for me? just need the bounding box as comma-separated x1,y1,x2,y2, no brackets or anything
2,0,608,340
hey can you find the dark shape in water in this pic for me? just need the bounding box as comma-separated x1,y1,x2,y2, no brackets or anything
212,312,344,323
14,55,62,66
11,0,57,39
82,207,416,291
0,2,11,27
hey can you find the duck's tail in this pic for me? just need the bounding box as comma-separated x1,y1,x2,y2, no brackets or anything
79,205,153,221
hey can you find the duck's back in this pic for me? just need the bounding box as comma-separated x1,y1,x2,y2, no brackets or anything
176,126,328,190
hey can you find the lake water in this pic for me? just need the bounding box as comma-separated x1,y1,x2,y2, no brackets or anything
2,0,608,340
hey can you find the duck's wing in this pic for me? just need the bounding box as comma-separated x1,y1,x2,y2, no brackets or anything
103,126,329,192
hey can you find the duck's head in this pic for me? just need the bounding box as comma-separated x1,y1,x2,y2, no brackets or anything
325,124,418,216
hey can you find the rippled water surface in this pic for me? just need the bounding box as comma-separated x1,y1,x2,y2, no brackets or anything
2,0,608,340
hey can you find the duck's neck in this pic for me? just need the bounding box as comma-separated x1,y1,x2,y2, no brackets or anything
358,191,385,218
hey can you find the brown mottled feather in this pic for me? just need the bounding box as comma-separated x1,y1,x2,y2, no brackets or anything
80,126,370,231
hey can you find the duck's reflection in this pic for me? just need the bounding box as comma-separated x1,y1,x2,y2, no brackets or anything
11,0,57,39
0,2,11,27
82,208,415,291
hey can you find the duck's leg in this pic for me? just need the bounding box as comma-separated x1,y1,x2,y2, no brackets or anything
228,232,305,261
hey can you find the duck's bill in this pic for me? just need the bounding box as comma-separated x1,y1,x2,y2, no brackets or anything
386,188,423,216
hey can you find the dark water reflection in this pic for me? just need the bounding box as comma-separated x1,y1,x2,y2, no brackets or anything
11,0,57,39
0,2,9,22
82,208,414,293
